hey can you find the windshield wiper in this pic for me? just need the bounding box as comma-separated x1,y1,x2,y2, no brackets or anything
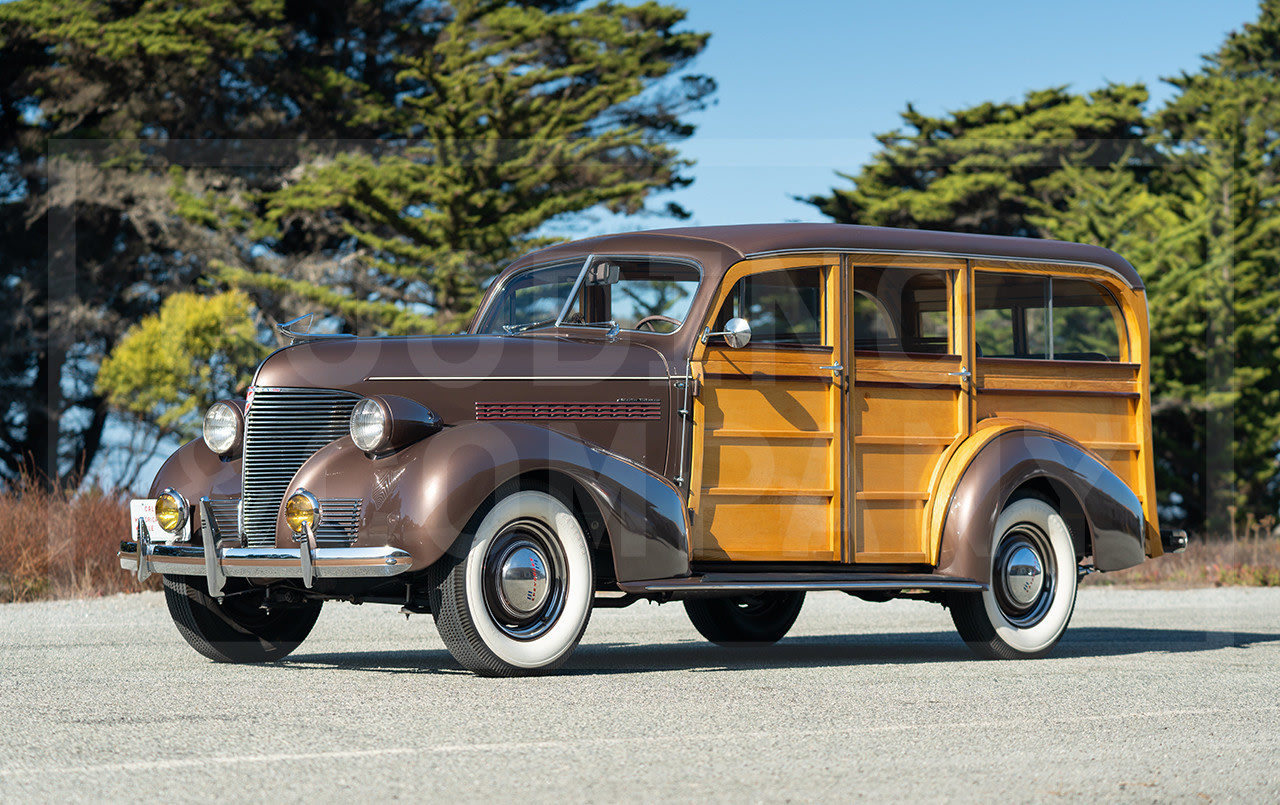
502,318,557,334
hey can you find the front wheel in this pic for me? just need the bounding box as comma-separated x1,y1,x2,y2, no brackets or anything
684,592,806,646
163,576,322,663
950,495,1078,659
430,489,594,676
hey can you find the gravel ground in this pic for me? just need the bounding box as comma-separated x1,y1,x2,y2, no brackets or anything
1,586,1277,804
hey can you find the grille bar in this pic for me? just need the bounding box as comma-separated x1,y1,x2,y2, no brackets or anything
203,497,240,538
242,387,361,548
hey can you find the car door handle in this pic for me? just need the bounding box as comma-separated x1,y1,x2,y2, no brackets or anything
819,362,843,376
948,368,972,379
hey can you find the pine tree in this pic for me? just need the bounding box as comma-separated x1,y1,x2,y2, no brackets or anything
804,83,1152,237
214,0,714,335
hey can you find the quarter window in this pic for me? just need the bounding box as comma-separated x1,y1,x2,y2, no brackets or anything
974,272,1123,361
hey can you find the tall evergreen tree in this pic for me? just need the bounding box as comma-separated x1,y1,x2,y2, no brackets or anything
210,0,714,335
804,83,1152,237
0,0,713,486
1145,0,1280,531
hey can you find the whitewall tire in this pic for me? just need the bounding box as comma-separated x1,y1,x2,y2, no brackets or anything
950,495,1078,659
430,489,594,676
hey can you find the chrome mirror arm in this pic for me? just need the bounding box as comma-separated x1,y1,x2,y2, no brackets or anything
700,317,752,348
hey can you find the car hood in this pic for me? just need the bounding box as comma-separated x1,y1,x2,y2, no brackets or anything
252,333,673,394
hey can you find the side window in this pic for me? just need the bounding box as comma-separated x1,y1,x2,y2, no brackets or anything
1052,279,1122,361
853,267,953,355
974,272,1123,361
715,266,826,346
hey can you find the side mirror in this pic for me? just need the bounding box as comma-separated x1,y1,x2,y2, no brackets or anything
702,317,752,348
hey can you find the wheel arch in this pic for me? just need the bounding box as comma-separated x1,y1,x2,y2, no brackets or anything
372,421,691,583
934,425,1146,584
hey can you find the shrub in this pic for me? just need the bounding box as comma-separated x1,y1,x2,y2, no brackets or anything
0,476,159,602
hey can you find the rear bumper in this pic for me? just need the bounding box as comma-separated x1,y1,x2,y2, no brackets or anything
1160,528,1189,554
120,501,412,596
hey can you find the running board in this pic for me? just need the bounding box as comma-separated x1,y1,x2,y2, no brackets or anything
616,573,986,595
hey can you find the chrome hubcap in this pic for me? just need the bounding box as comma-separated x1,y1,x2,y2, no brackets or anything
1002,544,1044,607
482,519,567,640
497,543,550,616
993,525,1054,626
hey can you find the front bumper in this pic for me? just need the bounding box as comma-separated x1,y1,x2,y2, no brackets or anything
119,498,412,596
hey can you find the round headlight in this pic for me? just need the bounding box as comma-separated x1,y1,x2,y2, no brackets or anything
350,397,389,453
203,402,241,455
155,488,189,535
285,490,321,535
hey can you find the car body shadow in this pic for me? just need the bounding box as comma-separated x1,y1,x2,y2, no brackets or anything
282,626,1280,676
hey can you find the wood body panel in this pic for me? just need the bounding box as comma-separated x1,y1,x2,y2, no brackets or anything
852,360,964,563
692,368,840,561
974,360,1141,484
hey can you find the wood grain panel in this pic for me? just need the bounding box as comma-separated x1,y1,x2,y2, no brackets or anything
692,498,837,561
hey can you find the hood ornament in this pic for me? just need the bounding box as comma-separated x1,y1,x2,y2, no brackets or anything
277,313,357,345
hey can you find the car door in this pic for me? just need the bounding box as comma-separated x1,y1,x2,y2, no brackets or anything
688,256,845,562
847,256,971,564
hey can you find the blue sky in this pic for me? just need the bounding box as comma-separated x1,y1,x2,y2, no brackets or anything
594,0,1264,231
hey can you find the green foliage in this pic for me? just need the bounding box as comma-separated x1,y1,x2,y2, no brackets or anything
96,291,267,440
805,83,1152,237
219,0,713,335
0,0,712,486
809,1,1280,532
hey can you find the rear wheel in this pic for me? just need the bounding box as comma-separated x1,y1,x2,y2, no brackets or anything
430,489,594,676
684,592,806,646
950,495,1078,659
163,576,321,663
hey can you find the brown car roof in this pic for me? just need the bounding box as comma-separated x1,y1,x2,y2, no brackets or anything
505,223,1145,290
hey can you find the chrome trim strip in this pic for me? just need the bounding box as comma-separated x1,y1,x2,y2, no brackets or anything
120,543,414,580
617,574,987,594
743,247,1140,289
365,375,667,382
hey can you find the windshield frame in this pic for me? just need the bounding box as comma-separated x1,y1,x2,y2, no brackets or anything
474,254,703,336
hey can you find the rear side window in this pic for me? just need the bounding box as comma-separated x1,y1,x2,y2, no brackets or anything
974,272,1123,361
852,266,954,355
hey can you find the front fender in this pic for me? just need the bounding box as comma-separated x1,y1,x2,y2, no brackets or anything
934,424,1146,583
147,438,242,528
289,422,692,582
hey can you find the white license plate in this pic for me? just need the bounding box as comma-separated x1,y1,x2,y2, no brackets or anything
130,498,189,544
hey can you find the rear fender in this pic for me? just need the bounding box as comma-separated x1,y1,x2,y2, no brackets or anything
934,424,1146,583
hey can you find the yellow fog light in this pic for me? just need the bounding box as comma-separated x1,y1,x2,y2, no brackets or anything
155,488,188,534
285,490,322,535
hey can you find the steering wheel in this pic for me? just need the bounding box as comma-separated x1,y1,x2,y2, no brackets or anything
635,315,682,332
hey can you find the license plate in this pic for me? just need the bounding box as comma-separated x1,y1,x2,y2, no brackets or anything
130,498,189,544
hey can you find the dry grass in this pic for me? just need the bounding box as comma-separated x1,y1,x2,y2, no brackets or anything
1085,535,1280,588
0,478,160,603
2,477,1279,600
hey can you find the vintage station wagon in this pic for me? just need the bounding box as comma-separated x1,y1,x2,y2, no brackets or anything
121,223,1185,675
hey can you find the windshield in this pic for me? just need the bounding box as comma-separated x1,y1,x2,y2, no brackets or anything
477,256,701,335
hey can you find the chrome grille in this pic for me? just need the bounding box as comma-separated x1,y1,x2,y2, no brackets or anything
314,498,362,547
203,497,241,537
242,387,361,548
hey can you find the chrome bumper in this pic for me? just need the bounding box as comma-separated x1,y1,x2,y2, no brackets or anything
119,499,412,595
